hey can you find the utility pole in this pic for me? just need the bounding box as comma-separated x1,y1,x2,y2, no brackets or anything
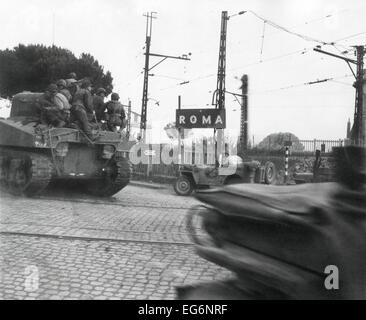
239,74,249,152
353,46,365,146
215,11,228,111
140,12,191,142
140,12,156,142
314,46,365,147
214,11,228,163
126,100,131,140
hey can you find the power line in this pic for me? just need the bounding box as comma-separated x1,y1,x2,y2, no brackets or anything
335,31,366,43
259,21,266,61
250,74,353,94
149,10,365,94
157,39,360,91
157,47,311,91
330,79,353,87
198,8,351,58
242,10,363,51
247,10,331,45
261,8,350,38
227,47,311,72
149,74,187,81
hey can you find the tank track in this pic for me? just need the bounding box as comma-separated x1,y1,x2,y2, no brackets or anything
85,155,132,197
0,148,53,196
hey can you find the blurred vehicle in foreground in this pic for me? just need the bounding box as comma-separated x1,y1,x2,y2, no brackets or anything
177,146,366,299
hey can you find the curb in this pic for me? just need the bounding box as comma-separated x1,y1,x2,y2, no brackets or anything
129,180,171,190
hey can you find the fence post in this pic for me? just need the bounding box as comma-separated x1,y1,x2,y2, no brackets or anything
192,140,196,165
313,139,316,153
146,143,152,178
203,138,207,165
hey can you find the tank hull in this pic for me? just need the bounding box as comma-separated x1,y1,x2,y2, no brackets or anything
0,117,133,197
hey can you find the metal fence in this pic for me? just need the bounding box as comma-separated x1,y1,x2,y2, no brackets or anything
296,139,346,153
131,139,347,182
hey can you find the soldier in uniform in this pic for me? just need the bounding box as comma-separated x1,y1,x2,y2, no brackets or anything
65,72,78,98
70,78,94,139
104,93,126,132
38,84,68,128
65,72,77,87
57,79,72,102
93,88,107,122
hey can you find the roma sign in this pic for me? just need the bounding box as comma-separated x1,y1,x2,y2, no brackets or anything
176,108,226,129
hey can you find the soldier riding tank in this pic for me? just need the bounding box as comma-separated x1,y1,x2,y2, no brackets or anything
0,92,133,197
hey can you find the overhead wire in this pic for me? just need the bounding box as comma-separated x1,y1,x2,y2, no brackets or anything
150,74,187,81
247,10,332,45
157,47,312,90
149,8,363,96
250,74,354,95
259,20,266,61
329,79,354,87
335,31,366,43
157,9,360,90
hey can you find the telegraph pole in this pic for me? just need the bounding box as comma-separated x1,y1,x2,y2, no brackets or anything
140,12,156,142
140,12,191,142
214,11,228,163
314,45,365,147
239,74,249,152
215,11,228,111
353,46,365,146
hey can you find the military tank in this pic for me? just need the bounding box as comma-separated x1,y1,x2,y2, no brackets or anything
0,92,133,197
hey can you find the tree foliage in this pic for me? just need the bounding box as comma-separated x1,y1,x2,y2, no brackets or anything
257,132,305,151
0,44,113,97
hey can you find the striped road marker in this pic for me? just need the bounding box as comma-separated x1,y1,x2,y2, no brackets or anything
285,146,289,184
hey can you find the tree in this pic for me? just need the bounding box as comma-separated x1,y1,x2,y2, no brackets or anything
257,132,305,151
0,44,113,97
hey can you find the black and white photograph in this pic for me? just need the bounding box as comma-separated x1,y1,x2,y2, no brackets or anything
0,0,365,304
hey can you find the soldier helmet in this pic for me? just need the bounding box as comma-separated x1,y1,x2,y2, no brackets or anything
66,79,77,87
111,93,120,101
56,79,67,87
47,84,58,94
80,78,92,89
68,72,77,79
97,88,106,95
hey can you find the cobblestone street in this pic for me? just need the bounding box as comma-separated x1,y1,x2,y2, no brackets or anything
0,184,231,300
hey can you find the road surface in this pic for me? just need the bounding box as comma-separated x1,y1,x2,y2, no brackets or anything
0,183,231,300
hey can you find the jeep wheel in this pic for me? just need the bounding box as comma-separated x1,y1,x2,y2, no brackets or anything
264,161,277,185
174,175,194,196
224,176,243,185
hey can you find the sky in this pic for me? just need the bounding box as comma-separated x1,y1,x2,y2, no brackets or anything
0,0,365,143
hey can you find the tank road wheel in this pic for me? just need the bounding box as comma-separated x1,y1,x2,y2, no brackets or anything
264,161,277,185
8,158,30,195
2,154,53,197
86,157,132,197
174,175,195,196
0,156,10,189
